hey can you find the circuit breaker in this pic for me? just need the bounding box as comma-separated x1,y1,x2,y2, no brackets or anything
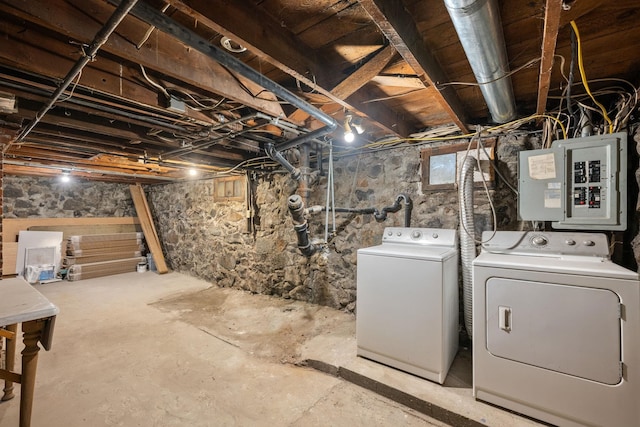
518,132,627,231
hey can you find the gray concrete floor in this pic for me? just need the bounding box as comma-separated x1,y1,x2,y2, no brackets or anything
0,271,541,426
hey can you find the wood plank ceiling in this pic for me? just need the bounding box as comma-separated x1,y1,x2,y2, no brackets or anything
0,0,638,182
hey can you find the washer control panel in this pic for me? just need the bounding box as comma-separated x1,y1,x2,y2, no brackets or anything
382,227,457,247
481,231,609,257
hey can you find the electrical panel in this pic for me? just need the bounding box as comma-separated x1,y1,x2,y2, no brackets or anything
518,132,627,231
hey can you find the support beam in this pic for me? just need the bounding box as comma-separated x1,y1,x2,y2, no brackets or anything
536,0,563,115
164,0,406,136
358,0,469,133
0,0,284,118
289,45,396,124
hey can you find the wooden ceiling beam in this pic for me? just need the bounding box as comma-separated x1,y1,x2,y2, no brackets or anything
0,33,217,128
536,0,563,115
0,0,284,118
357,0,469,133
164,0,407,136
289,45,396,125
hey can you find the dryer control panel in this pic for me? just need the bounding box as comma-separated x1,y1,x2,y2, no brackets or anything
480,231,609,257
381,227,457,247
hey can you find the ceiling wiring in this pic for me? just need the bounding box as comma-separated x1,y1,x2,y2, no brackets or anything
570,20,613,133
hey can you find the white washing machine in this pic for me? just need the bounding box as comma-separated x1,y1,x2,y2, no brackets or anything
356,227,458,384
473,231,640,427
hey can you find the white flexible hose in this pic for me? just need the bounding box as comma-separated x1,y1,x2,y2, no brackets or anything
459,156,477,340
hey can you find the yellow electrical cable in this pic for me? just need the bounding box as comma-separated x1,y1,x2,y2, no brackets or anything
570,20,613,133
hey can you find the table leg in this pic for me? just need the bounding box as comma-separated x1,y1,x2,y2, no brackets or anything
2,324,18,401
19,320,45,427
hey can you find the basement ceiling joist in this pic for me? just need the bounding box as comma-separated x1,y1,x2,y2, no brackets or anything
0,0,638,182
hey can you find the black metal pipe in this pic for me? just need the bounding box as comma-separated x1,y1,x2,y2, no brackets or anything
109,0,337,155
307,206,377,215
287,194,319,257
162,114,262,158
11,0,139,146
0,78,188,133
373,193,413,227
266,143,301,180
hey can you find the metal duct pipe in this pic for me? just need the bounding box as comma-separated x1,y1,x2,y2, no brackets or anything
444,0,516,123
9,0,139,148
287,194,319,257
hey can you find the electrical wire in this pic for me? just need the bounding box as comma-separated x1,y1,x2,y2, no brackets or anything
458,129,498,245
57,70,83,103
570,20,613,133
140,64,170,99
436,57,541,89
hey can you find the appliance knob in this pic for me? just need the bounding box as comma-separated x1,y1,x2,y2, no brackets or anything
584,240,595,246
387,231,393,236
565,239,576,246
411,230,422,239
432,233,439,239
396,231,402,237
532,236,548,246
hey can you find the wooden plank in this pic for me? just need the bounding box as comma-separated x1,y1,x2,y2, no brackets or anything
2,217,140,276
358,0,470,133
0,0,284,118
536,0,563,115
331,45,396,100
371,75,425,88
288,45,396,126
164,0,406,137
129,184,168,274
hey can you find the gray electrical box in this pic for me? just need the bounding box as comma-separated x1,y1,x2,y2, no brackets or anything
518,132,627,230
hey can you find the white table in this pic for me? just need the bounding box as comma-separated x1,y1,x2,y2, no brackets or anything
1,277,59,427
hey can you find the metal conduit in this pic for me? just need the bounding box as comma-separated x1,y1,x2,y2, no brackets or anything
0,78,188,133
444,0,516,123
8,0,139,149
108,0,337,174
161,113,263,158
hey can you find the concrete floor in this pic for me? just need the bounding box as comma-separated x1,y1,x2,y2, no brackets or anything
1,271,542,426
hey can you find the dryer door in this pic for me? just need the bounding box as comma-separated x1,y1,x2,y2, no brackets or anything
486,278,621,385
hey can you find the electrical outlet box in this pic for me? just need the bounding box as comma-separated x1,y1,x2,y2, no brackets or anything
161,95,186,113
518,132,627,231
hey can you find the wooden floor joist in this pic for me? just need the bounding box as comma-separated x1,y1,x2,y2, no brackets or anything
129,184,169,274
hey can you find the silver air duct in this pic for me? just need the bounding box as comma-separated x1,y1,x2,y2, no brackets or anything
444,0,517,123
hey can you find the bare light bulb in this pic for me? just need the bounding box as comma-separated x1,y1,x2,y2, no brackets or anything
189,168,198,176
344,115,355,143
344,130,355,143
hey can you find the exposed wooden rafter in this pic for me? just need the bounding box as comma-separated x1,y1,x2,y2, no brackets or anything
164,0,407,136
357,0,469,133
0,0,285,118
289,45,397,129
536,0,563,115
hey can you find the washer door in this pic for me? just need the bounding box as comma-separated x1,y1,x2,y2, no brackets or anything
486,278,621,385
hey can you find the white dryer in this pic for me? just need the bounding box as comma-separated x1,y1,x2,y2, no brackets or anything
473,231,640,427
357,227,458,384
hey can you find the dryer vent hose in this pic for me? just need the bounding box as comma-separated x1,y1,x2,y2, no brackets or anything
459,156,477,340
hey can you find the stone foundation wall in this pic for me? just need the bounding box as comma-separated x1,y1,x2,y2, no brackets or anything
147,133,537,311
2,176,135,218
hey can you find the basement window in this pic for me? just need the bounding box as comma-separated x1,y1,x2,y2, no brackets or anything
213,176,246,202
420,139,495,191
